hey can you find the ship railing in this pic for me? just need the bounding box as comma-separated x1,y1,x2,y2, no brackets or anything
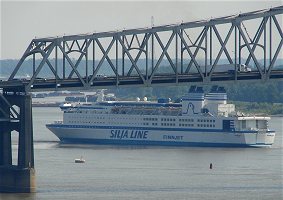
54,120,63,124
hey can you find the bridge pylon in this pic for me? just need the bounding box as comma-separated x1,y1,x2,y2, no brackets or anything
0,88,35,193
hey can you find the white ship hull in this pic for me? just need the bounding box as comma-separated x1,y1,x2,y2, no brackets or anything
46,124,275,147
46,87,276,147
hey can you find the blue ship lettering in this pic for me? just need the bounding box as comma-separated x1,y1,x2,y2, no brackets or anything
110,130,148,139
163,135,184,141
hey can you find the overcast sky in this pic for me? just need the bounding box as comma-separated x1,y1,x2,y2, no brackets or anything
1,0,282,59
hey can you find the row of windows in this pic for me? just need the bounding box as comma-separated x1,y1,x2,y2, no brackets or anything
197,119,215,123
161,118,176,122
143,122,158,126
69,116,106,120
67,115,217,121
161,123,176,126
179,119,194,122
68,121,106,124
143,118,158,121
68,116,145,121
66,121,217,128
68,119,147,125
179,124,194,127
197,124,215,127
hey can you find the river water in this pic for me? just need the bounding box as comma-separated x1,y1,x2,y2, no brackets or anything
1,107,282,200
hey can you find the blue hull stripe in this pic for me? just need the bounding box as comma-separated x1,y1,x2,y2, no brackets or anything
58,138,272,147
46,124,275,134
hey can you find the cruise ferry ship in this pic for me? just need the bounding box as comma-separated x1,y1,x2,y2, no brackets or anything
46,86,275,147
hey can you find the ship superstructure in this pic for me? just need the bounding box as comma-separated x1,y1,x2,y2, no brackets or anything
46,86,275,147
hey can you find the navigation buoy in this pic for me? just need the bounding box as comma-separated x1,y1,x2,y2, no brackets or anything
209,163,213,169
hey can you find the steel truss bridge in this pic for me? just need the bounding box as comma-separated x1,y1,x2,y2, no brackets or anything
0,5,283,193
1,6,283,92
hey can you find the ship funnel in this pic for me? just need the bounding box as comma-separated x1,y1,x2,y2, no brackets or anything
181,86,204,115
205,85,228,115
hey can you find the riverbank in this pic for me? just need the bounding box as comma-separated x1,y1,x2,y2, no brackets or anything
231,101,283,115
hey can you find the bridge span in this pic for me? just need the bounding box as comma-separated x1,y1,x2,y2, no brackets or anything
0,5,283,92
0,5,282,193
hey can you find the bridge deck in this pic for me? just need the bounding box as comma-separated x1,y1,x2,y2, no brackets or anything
0,6,282,92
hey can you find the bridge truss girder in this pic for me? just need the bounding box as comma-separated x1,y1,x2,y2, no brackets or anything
0,93,20,122
6,6,283,91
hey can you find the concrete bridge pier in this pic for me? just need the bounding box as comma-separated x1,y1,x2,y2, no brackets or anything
0,92,35,193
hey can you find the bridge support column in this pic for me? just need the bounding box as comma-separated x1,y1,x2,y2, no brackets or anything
0,92,35,193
